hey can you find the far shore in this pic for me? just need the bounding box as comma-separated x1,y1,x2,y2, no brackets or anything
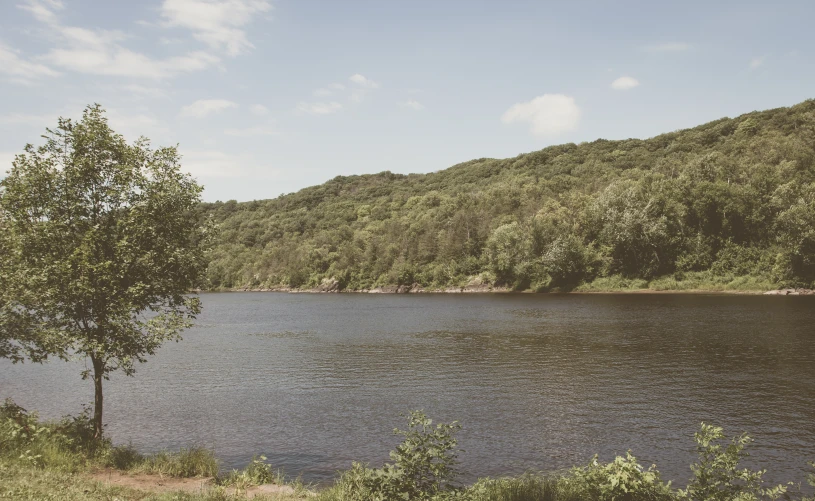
202,286,815,296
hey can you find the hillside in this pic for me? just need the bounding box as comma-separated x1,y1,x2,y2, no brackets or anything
198,99,815,292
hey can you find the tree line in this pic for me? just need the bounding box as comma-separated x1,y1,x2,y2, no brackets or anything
199,99,815,291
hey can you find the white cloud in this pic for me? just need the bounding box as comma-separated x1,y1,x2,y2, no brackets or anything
224,125,277,136
328,82,345,91
501,94,580,138
160,0,272,57
17,0,221,79
17,0,64,25
297,101,342,115
344,75,379,104
180,99,237,117
643,42,690,53
749,56,765,70
44,47,219,79
611,76,640,90
400,100,425,110
0,44,59,84
249,104,269,115
349,73,379,89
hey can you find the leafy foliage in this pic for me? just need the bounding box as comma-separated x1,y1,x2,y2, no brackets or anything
0,104,210,436
569,452,674,501
218,455,282,490
198,100,815,291
679,424,789,501
323,410,463,501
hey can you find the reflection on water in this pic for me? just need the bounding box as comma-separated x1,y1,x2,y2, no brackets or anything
1,293,814,485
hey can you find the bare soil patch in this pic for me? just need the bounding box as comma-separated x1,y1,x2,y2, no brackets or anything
89,468,302,498
90,468,214,494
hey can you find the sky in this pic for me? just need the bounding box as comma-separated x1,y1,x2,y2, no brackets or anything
1,0,814,202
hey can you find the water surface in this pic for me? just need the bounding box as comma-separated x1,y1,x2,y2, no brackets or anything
1,293,814,485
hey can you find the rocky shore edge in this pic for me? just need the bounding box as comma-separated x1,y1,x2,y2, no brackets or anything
230,280,508,294
216,279,815,295
762,288,815,295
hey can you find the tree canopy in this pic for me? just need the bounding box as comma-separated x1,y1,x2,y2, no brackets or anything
0,104,209,436
198,99,815,292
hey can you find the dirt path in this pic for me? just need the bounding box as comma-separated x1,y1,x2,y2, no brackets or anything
90,469,214,494
89,469,302,498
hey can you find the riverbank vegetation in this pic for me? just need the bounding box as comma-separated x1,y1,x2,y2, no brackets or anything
200,99,815,293
3,401,813,501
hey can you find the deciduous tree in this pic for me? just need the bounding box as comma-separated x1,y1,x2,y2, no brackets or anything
0,104,209,437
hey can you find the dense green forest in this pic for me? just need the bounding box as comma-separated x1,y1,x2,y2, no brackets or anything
198,99,815,292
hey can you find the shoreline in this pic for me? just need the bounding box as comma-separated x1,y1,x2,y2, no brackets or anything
204,286,815,296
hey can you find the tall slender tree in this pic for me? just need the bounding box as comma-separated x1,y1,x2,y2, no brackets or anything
0,104,209,437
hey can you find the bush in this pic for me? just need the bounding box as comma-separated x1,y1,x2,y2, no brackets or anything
321,410,463,501
678,423,788,501
0,398,91,471
218,455,281,489
569,452,674,501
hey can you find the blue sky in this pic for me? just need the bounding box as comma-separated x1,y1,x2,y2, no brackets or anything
1,0,813,202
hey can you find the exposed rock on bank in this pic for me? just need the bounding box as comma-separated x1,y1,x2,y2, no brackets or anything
231,281,509,294
763,288,815,295
364,282,503,293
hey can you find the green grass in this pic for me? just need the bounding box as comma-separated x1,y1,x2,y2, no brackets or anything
466,474,629,501
130,447,219,478
0,460,305,500
0,399,310,499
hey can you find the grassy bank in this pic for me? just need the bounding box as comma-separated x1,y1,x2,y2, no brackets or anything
0,399,307,500
2,402,814,501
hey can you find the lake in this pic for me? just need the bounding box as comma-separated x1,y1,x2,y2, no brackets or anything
1,292,814,486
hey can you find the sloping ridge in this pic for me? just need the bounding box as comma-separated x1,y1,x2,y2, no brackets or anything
199,99,815,292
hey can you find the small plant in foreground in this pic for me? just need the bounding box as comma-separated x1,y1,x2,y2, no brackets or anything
321,410,463,501
219,455,281,489
678,423,789,501
569,451,673,501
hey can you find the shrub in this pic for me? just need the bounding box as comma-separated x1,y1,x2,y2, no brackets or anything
322,410,463,501
0,399,96,471
219,455,281,489
568,452,674,501
678,423,788,501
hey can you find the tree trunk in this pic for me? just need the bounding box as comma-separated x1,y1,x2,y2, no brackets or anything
91,355,104,439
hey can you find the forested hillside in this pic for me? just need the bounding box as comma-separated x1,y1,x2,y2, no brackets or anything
199,99,815,292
